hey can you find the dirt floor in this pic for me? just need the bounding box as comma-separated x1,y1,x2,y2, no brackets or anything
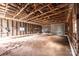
0,34,72,56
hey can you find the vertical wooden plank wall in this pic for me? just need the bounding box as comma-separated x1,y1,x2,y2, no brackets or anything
0,19,42,37
9,20,12,36
0,19,1,37
68,4,78,55
27,23,29,34
19,22,21,35
71,4,78,55
21,22,23,35
1,19,3,37
12,20,16,36
18,22,20,35
23,22,25,35
24,23,27,34
2,19,7,37
16,21,18,35
12,20,14,36
77,18,79,56
77,4,79,55
7,20,9,36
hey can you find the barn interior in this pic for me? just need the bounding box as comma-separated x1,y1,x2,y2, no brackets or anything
0,3,78,56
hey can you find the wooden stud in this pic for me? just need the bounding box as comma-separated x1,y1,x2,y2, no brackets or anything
2,19,7,37
7,20,9,36
0,19,1,37
16,21,18,35
18,22,20,35
8,20,12,36
12,20,14,36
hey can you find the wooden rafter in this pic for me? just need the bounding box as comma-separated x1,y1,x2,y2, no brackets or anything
47,4,53,10
8,4,19,11
4,3,8,17
31,16,67,23
27,7,69,22
25,4,68,21
66,4,74,22
38,10,43,13
33,4,36,11
11,4,20,9
0,6,9,10
13,3,29,18
0,4,17,14
29,15,66,24
0,3,70,25
20,4,50,20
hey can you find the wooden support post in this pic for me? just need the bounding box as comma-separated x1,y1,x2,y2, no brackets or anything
26,23,28,34
2,19,7,37
12,20,14,36
31,24,32,34
23,23,25,34
22,22,24,35
16,21,18,35
7,20,9,36
25,23,27,34
27,23,29,34
1,19,2,37
13,21,16,36
20,22,21,35
9,20,12,36
28,24,30,34
18,22,20,35
0,19,1,37
30,24,32,34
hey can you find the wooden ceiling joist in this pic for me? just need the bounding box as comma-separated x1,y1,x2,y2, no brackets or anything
13,3,29,18
29,16,66,25
25,4,68,21
0,3,70,25
20,4,50,20
66,4,74,22
8,4,20,10
27,7,69,22
47,5,53,10
4,3,8,17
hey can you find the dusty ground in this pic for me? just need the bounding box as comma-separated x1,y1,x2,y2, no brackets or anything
0,34,72,56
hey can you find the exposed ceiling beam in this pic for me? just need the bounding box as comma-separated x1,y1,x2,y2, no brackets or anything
33,3,36,10
66,4,74,22
29,15,67,24
9,4,20,10
28,7,68,22
0,15,42,25
0,5,18,14
25,4,68,21
0,3,6,6
13,3,29,18
8,5,19,12
47,4,53,10
31,18,48,23
31,20,46,25
4,3,8,17
38,10,43,13
0,5,9,10
20,4,50,20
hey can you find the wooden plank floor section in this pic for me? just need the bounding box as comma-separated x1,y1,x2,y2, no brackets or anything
0,34,72,56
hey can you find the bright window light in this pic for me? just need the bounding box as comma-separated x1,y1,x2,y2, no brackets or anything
19,27,25,32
